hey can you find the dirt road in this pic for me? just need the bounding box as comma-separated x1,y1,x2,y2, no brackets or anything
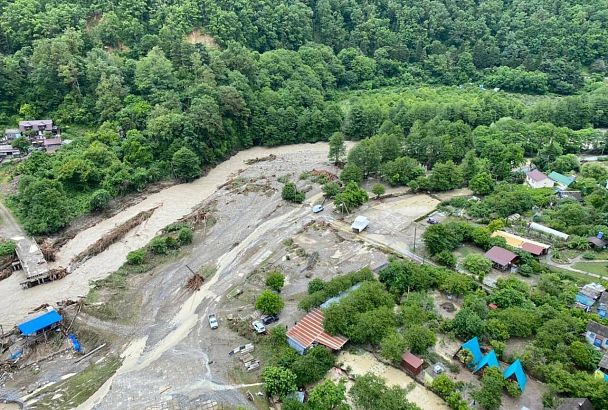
0,142,350,326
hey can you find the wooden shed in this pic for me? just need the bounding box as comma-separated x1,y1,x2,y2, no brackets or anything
401,351,423,376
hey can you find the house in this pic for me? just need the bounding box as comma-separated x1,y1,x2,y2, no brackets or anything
401,351,424,376
351,216,369,233
528,222,569,241
42,137,63,153
17,308,62,336
588,236,607,249
491,231,550,256
502,359,527,392
556,398,594,410
549,171,575,189
19,119,58,137
586,321,608,350
455,337,483,367
473,350,499,373
287,309,348,355
598,292,607,319
557,190,583,201
484,246,518,271
3,128,21,141
0,144,21,159
526,169,553,188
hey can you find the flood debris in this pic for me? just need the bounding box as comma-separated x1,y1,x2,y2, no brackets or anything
244,154,276,165
185,273,204,292
72,206,158,265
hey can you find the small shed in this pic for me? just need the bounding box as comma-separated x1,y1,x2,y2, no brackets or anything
401,351,424,376
588,236,607,249
351,216,369,233
484,246,518,271
503,359,527,392
473,350,499,373
17,309,62,336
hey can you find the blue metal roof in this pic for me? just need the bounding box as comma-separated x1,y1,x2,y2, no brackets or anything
460,337,483,366
473,350,500,373
503,359,527,392
17,310,62,336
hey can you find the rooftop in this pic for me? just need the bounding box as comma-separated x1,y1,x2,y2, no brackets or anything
526,169,548,182
484,246,518,266
548,171,575,187
401,351,423,369
17,309,62,336
491,231,550,256
556,398,594,410
587,321,608,338
287,309,348,351
15,237,49,280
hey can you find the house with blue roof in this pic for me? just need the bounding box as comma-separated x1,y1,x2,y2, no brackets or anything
17,309,62,336
548,171,575,189
473,350,499,373
503,359,527,392
455,337,483,367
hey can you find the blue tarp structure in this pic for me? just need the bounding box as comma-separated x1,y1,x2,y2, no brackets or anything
69,333,81,352
575,293,594,307
460,337,483,367
17,309,62,336
503,359,527,392
473,350,500,373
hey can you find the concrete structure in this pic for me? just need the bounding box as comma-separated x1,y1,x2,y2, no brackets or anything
586,321,608,350
491,231,550,256
287,309,348,355
548,171,575,189
528,222,569,240
15,237,51,288
484,246,518,271
526,169,553,188
351,216,369,233
401,351,424,376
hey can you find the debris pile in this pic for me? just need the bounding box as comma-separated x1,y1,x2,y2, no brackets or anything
310,169,337,181
244,154,276,165
72,207,157,265
186,274,204,292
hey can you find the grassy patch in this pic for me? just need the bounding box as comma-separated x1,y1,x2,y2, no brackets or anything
572,261,608,278
547,266,602,285
29,355,121,410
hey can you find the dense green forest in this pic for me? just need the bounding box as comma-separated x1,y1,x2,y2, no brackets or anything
3,0,608,234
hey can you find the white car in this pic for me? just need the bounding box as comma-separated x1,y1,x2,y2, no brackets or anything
312,204,324,213
208,314,219,329
252,320,266,334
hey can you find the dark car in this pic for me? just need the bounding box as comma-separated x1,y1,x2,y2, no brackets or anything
427,217,439,224
261,315,279,325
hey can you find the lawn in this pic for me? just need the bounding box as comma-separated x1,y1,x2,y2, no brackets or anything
572,262,608,278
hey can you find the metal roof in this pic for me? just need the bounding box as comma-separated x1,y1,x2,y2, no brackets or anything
548,171,574,187
526,169,548,182
401,351,423,369
17,309,62,336
503,359,527,392
287,309,348,351
460,337,483,366
484,246,517,266
492,231,550,255
587,321,608,338
474,350,499,373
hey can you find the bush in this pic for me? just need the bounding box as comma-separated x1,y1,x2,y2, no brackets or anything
308,278,325,294
435,250,456,268
340,163,363,184
505,380,522,398
88,189,112,211
322,181,340,198
282,182,305,203
256,290,284,315
126,249,146,265
582,251,596,260
149,236,168,254
172,147,200,182
177,227,193,245
0,240,16,258
266,271,285,292
299,268,374,311
334,181,368,213
165,235,179,249
372,183,385,198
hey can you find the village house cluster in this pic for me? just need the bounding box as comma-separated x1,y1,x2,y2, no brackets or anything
2,119,63,159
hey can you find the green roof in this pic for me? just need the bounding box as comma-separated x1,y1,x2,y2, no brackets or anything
548,171,574,187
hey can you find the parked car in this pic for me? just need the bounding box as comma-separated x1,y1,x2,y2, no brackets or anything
427,217,439,224
261,315,279,325
252,320,266,334
208,313,218,329
312,204,324,213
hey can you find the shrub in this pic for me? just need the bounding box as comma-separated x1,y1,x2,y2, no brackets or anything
266,271,285,292
89,189,112,211
165,222,188,232
582,251,596,260
505,380,522,398
282,182,305,203
149,236,168,254
165,235,179,249
308,278,325,294
177,227,193,245
126,249,146,265
322,182,340,198
256,290,285,315
372,183,385,198
0,240,16,258
435,250,456,268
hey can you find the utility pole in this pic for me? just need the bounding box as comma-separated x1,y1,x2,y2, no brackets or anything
413,223,417,252
185,264,196,275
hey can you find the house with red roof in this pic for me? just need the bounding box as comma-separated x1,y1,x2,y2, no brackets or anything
287,309,348,355
526,169,553,189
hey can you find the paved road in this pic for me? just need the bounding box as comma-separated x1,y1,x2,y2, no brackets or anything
0,201,25,240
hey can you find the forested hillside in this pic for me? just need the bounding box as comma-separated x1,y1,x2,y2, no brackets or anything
2,0,608,234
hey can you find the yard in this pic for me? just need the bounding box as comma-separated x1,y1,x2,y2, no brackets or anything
572,261,608,278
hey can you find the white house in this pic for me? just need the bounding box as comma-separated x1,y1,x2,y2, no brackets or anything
526,169,553,189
